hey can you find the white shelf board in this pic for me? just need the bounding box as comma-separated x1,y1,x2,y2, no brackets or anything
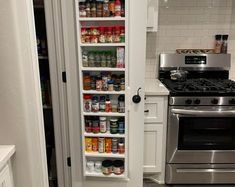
80,43,126,47
83,112,125,117
82,90,125,95
85,152,125,158
84,132,125,138
81,67,125,72
85,172,125,178
79,17,126,21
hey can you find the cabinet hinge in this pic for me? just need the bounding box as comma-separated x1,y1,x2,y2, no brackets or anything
67,157,71,167
62,71,67,83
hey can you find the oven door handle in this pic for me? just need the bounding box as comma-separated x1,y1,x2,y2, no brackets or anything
171,109,235,116
177,168,235,173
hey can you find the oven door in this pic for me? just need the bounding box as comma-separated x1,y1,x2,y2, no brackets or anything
167,106,235,164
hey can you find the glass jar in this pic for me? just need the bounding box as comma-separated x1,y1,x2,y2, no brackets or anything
101,51,107,67
105,96,111,112
102,74,108,91
118,95,125,113
91,96,99,112
120,77,125,90
94,51,101,67
85,0,91,17
113,26,121,43
110,118,118,134
99,116,107,133
82,51,89,67
120,26,125,43
81,28,87,43
102,160,113,175
111,103,118,112
88,52,95,67
85,117,92,133
83,73,91,90
91,35,98,43
118,118,125,134
109,0,115,16
118,142,125,154
108,80,114,91
105,27,113,43
91,27,100,36
113,160,124,175
91,0,97,17
103,0,110,17
99,27,106,43
96,76,102,91
84,94,92,112
106,51,112,67
112,138,118,153
111,51,117,67
79,2,86,17
92,117,100,133
99,96,106,112
96,1,103,17
90,76,96,90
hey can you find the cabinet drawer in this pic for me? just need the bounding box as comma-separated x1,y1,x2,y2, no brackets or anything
144,96,164,123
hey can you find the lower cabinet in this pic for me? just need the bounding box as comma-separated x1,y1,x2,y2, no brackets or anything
0,164,13,187
143,124,163,173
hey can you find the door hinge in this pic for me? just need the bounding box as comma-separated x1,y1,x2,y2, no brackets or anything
67,157,71,167
62,71,67,83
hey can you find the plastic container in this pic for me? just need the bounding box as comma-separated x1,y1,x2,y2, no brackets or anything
110,118,118,134
113,160,124,175
102,160,113,175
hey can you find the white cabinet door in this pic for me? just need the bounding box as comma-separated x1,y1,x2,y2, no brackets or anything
143,124,163,173
0,165,13,187
144,96,164,124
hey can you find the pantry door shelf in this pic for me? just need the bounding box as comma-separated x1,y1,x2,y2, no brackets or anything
81,67,125,72
78,17,126,21
85,172,126,178
85,152,125,158
83,112,125,117
84,133,125,138
82,90,125,95
80,43,126,47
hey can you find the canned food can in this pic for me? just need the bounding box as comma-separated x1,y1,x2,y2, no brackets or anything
85,137,93,152
112,138,118,153
105,138,112,153
92,138,98,152
118,142,125,154
98,137,105,153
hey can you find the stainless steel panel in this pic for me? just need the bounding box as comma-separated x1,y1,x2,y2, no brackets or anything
159,53,231,70
166,106,235,164
166,164,235,184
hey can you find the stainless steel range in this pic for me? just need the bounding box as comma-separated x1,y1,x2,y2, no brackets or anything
159,53,235,184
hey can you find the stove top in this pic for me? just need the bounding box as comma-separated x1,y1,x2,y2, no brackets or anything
161,78,235,96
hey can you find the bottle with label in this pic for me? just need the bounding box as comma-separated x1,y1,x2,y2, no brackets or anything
114,0,121,17
221,35,228,54
103,0,110,17
214,34,222,54
105,96,112,112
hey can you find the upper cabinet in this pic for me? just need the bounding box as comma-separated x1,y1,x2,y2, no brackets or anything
147,0,159,32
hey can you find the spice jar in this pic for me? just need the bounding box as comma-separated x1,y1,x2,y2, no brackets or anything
79,2,86,17
92,117,100,133
88,52,95,67
118,118,125,134
112,138,118,153
84,94,92,112
95,51,101,67
113,26,121,43
120,26,125,42
91,35,98,43
102,160,113,175
85,137,93,152
100,116,107,133
120,77,125,90
91,96,99,112
103,0,110,17
82,51,89,67
81,28,87,43
106,27,113,43
85,117,92,133
96,1,103,17
87,161,95,172
110,118,118,134
101,52,107,67
92,137,98,151
90,76,96,90
98,137,105,153
114,82,120,91
108,80,114,91
111,103,118,112
121,0,125,17
106,51,112,67
99,27,106,43
114,0,121,17
113,160,124,175
109,0,115,16
99,96,106,112
118,95,125,113
102,74,108,91
85,0,91,17
118,142,125,154
111,51,117,67
105,96,112,112
96,76,102,91
83,73,91,90
91,0,97,17
105,138,112,153
91,27,100,36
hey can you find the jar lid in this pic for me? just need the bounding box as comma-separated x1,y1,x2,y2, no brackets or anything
84,94,92,99
110,118,118,122
113,160,124,167
99,116,106,120
102,160,113,167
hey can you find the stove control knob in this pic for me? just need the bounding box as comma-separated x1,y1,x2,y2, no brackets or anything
229,99,235,105
194,99,201,105
185,99,192,105
211,98,219,104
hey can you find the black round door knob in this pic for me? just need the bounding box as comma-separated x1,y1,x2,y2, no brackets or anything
132,95,141,103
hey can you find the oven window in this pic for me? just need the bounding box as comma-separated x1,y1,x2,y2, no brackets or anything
178,117,235,150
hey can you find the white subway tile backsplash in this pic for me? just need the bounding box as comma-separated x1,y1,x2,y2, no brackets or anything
146,0,235,79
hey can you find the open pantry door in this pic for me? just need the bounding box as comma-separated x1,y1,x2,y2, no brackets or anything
61,0,147,186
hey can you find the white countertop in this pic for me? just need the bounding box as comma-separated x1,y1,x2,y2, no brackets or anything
145,79,169,96
0,145,15,171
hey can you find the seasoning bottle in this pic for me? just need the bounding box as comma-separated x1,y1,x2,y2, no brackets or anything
120,26,125,43
79,2,86,17
96,76,102,91
98,138,105,153
92,117,100,133
99,96,106,112
99,27,106,43
94,51,101,67
110,118,118,134
96,1,103,17
88,51,95,67
91,96,99,112
106,51,112,67
109,0,115,17
85,0,91,17
102,74,108,91
92,137,98,151
101,51,107,67
214,34,222,54
112,138,118,153
108,80,114,91
81,28,87,43
113,26,121,43
105,96,112,112
118,95,125,113
221,35,229,54
118,118,125,134
82,51,89,67
83,73,91,90
84,94,92,112
85,117,92,132
114,0,121,17
99,116,107,133
106,27,113,43
91,0,97,17
111,51,117,67
103,0,110,17
120,0,125,17
105,138,112,153
90,76,96,90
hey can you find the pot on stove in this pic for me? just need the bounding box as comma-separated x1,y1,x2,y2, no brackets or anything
170,69,188,81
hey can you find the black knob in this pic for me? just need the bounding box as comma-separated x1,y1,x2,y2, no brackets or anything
211,98,218,104
194,99,201,105
229,99,235,105
132,95,141,103
185,99,192,105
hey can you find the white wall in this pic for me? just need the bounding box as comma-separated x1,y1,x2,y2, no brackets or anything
0,0,48,187
146,0,235,80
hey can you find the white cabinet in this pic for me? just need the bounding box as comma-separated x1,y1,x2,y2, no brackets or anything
143,95,168,183
0,165,13,187
147,0,159,32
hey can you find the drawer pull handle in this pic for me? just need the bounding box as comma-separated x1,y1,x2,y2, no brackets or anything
144,110,149,113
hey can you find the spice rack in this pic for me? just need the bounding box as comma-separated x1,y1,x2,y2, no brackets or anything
75,0,128,178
